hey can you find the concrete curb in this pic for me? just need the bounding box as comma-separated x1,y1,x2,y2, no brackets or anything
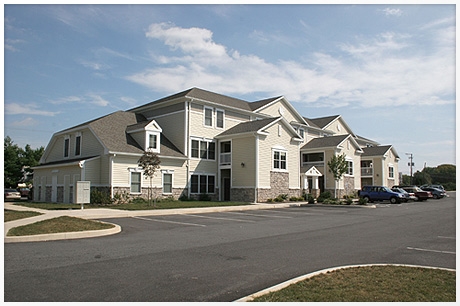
4,221,121,243
234,263,456,302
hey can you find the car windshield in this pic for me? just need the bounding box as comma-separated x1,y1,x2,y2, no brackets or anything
414,187,422,192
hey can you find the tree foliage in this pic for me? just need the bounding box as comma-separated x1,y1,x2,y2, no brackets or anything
327,153,349,181
4,136,44,188
403,164,456,190
138,151,161,206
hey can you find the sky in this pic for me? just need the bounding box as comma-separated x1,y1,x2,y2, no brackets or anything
3,3,456,175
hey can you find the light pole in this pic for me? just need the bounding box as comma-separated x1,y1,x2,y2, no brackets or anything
406,153,414,185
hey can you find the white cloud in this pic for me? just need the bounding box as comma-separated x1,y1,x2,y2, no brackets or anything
9,117,38,127
5,103,60,116
50,94,109,107
127,22,455,109
382,8,403,17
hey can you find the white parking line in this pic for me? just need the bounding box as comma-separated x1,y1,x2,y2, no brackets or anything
407,247,455,255
183,214,256,223
132,216,207,227
222,211,293,218
438,236,455,239
259,209,324,216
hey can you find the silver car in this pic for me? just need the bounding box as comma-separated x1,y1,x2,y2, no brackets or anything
4,189,21,200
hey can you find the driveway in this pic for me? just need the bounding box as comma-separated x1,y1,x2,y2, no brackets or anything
4,193,455,301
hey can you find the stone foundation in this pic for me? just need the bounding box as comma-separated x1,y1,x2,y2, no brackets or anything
231,188,255,202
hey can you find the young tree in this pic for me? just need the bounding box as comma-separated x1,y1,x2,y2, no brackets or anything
327,153,349,198
138,151,161,206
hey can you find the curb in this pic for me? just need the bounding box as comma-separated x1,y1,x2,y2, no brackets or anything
4,221,121,243
234,263,456,302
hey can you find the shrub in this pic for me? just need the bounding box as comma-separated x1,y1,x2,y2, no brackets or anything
266,198,274,203
323,198,339,205
90,190,112,205
199,193,211,201
358,197,368,205
307,194,315,204
113,191,130,205
317,191,332,203
179,194,192,201
130,197,148,204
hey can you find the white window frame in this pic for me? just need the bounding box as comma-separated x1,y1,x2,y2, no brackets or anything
204,106,213,127
145,132,160,153
75,132,82,156
216,109,225,129
345,158,354,176
272,149,287,171
129,169,142,194
388,164,395,178
190,173,216,194
162,170,174,194
64,135,70,158
298,128,305,139
190,138,216,160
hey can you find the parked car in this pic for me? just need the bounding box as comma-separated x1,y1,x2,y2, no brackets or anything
420,186,446,199
358,186,405,204
391,187,417,202
4,188,21,200
18,187,30,197
392,186,433,201
421,184,445,191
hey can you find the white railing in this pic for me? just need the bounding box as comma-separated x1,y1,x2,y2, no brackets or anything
220,153,231,165
361,167,373,176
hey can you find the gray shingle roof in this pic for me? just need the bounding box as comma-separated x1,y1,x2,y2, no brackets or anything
62,110,184,158
307,115,340,129
248,97,283,111
362,145,396,157
301,134,349,150
216,117,279,137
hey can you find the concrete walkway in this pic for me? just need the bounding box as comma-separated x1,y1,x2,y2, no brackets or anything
4,201,307,243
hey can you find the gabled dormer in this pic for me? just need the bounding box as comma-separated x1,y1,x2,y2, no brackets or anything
126,119,163,153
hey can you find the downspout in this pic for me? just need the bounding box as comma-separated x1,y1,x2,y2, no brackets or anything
109,154,115,199
186,100,191,198
254,134,259,203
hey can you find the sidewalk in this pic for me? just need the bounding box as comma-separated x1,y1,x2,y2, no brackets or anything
4,201,303,243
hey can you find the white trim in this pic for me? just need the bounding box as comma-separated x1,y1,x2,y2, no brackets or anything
216,108,225,129
203,106,213,127
272,148,288,172
162,171,174,194
129,170,142,194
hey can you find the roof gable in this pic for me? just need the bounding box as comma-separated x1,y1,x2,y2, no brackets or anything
362,145,399,159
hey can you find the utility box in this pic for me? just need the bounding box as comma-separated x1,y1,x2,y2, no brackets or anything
75,181,91,205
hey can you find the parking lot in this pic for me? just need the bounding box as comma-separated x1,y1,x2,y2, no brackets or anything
5,193,455,302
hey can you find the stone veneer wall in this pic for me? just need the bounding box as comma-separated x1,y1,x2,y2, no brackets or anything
231,188,255,202
256,171,301,202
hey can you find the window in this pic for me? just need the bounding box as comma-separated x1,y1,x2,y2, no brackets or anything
273,150,287,170
190,174,215,194
302,153,324,163
204,107,213,127
64,137,70,158
346,160,354,175
298,128,305,139
163,173,172,194
216,109,224,128
148,134,157,150
389,166,395,178
191,139,215,160
75,135,81,156
130,172,141,193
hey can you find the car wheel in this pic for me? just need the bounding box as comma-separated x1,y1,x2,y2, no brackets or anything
363,196,371,203
433,194,439,199
390,197,398,204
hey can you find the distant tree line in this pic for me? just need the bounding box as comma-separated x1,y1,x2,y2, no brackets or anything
401,164,456,190
4,136,44,188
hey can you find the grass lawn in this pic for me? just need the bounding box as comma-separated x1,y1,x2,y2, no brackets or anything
7,216,115,236
4,209,43,222
251,265,455,302
15,200,251,211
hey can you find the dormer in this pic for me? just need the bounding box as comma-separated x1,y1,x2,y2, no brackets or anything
126,119,163,153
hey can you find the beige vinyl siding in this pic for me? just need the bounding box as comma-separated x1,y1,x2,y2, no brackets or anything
327,118,353,136
142,102,185,119
189,108,222,139
258,122,300,188
84,158,101,185
231,137,256,187
112,155,138,187
44,128,104,163
338,140,361,190
189,159,218,174
154,111,186,153
100,155,110,185
255,100,299,124
159,159,188,188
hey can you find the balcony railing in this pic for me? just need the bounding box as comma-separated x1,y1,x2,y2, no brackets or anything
220,153,231,166
361,167,373,176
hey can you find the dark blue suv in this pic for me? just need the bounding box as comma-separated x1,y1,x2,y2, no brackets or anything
358,186,405,204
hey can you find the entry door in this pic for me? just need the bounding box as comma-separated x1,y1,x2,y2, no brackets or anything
223,177,231,201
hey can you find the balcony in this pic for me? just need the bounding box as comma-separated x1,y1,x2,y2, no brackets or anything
220,152,231,166
361,167,373,176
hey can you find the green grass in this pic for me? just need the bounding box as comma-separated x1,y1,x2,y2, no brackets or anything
14,202,94,210
4,209,43,222
7,216,115,236
252,266,455,302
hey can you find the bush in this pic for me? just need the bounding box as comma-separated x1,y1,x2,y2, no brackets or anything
130,197,148,204
323,198,339,205
199,193,211,201
179,194,192,201
90,190,113,205
307,194,315,204
266,198,274,203
317,191,332,203
358,197,368,205
113,191,130,205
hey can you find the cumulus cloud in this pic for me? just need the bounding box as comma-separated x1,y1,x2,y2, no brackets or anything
50,94,109,107
127,21,454,108
382,8,403,17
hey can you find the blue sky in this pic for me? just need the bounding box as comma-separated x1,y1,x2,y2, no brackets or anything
4,4,456,175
